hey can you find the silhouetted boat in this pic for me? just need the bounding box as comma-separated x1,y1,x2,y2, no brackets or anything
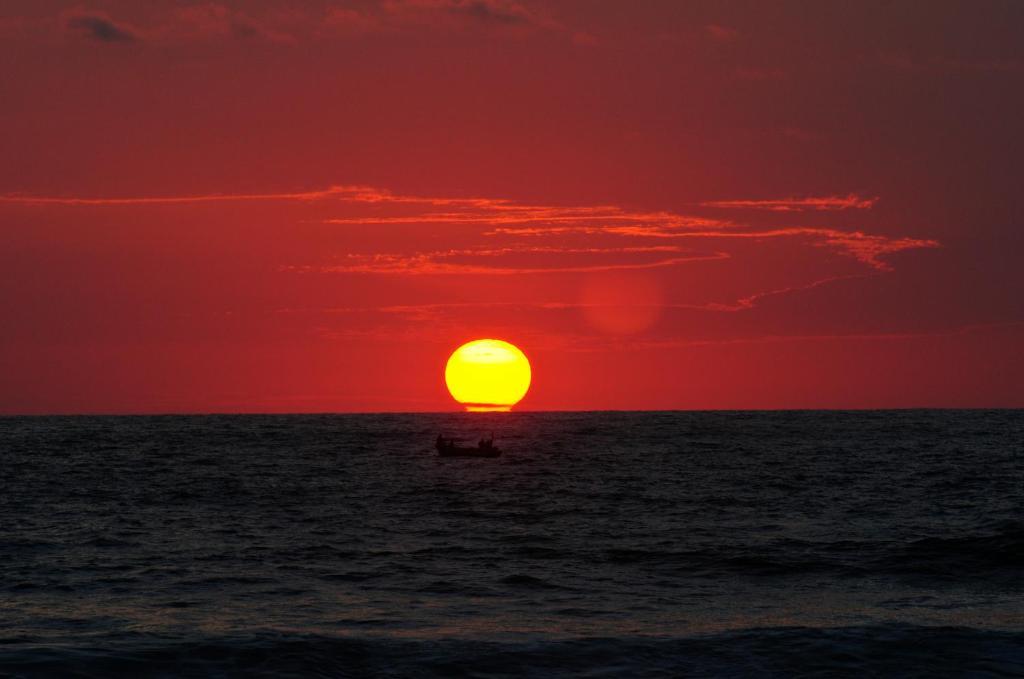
435,435,501,458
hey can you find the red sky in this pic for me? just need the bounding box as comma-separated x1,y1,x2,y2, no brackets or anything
2,0,1022,413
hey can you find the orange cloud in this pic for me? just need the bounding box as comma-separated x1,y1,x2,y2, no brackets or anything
701,194,878,211
284,247,727,276
2,184,937,282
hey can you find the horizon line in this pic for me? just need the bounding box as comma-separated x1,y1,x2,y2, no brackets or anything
1,406,1021,418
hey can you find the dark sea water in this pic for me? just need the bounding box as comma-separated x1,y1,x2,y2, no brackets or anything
1,410,1022,677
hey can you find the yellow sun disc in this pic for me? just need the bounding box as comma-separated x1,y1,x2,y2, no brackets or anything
445,339,531,412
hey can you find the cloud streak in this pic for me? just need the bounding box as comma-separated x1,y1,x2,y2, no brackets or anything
701,194,878,211
0,185,386,206
172,5,295,44
284,246,728,275
392,0,544,27
274,272,868,319
47,3,585,47
492,225,938,271
64,12,139,43
2,184,937,281
326,0,558,35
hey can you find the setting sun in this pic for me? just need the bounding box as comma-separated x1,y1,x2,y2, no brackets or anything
445,339,531,412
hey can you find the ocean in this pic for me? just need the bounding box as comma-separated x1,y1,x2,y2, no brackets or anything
1,411,1022,677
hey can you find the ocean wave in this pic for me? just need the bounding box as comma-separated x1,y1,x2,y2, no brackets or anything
872,522,1024,580
499,574,568,590
603,547,857,577
0,626,1020,678
602,524,1024,581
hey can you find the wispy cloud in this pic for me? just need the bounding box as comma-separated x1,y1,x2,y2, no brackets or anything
323,8,382,35
706,273,872,312
48,2,582,47
818,231,939,271
490,224,938,271
326,209,727,228
701,194,878,211
389,0,544,28
322,0,561,37
64,11,139,43
284,246,727,275
274,272,867,319
0,185,381,206
2,184,937,278
172,4,295,44
57,5,304,46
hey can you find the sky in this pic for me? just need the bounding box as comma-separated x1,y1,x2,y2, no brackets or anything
1,0,1022,413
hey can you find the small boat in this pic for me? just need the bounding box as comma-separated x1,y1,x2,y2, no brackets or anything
435,435,501,458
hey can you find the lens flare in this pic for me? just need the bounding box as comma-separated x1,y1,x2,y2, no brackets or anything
581,272,663,335
445,339,531,412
